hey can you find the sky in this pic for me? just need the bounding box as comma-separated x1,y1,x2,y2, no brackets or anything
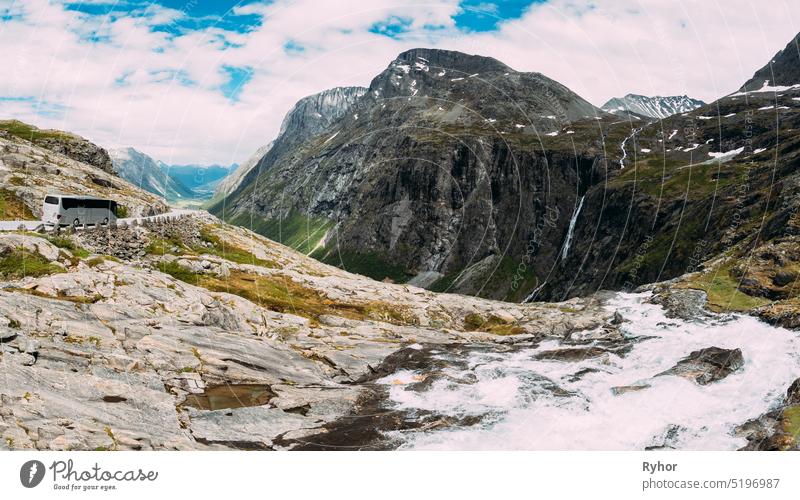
1,0,799,166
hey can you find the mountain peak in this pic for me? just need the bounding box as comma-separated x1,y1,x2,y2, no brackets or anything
393,48,512,75
740,32,800,92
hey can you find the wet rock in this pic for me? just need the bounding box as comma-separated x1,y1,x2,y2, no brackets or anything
648,288,710,320
657,347,744,385
786,378,800,406
567,367,603,382
735,406,798,451
646,424,687,450
534,346,608,362
181,384,275,411
772,271,796,287
188,406,311,450
611,384,650,396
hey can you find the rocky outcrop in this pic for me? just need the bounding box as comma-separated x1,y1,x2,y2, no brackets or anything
657,347,744,385
0,120,113,173
0,134,168,218
736,378,800,451
34,136,113,173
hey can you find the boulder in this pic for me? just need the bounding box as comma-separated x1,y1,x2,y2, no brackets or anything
648,288,710,320
534,346,608,362
657,346,744,385
0,234,61,262
787,378,800,405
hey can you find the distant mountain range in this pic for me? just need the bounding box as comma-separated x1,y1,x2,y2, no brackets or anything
110,147,235,202
157,162,237,200
601,94,705,119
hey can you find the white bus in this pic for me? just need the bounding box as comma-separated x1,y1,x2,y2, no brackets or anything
42,194,119,227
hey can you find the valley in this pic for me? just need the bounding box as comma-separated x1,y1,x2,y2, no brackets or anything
1,32,800,452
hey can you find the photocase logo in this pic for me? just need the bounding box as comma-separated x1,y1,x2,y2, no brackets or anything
20,460,46,488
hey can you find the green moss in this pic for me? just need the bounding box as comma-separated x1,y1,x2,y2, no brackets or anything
681,262,771,312
783,407,800,440
155,260,201,284
0,249,62,279
611,156,750,200
462,312,524,335
195,269,417,325
45,235,90,258
115,205,129,218
195,225,277,268
464,313,486,330
85,256,106,267
145,235,188,256
0,119,73,142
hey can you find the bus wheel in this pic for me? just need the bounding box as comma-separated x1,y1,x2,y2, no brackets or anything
102,217,109,226
73,218,80,227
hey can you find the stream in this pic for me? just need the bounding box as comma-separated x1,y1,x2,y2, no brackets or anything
367,292,800,450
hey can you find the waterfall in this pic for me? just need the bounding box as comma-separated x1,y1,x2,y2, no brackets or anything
561,195,585,260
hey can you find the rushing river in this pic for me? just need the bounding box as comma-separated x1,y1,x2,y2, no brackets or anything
376,292,800,450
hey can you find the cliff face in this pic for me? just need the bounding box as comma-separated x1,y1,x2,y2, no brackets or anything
213,86,367,201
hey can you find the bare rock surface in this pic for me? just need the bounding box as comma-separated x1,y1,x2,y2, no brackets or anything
0,215,614,450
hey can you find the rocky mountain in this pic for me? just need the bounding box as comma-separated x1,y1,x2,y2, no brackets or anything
211,48,613,300
548,31,800,309
213,143,272,200
0,120,114,173
110,147,195,201
740,32,800,92
212,86,367,201
602,94,705,119
0,123,168,219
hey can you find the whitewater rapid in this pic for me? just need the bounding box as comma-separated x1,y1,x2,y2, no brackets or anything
377,292,800,450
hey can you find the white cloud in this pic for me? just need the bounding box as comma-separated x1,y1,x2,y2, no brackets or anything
0,0,798,165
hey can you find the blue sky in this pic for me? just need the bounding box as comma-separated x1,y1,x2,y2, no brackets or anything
1,0,798,165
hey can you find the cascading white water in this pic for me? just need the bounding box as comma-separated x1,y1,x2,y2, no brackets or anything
619,127,641,169
377,292,800,450
560,195,584,260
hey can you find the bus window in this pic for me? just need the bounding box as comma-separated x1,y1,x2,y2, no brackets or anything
44,196,60,205
62,198,84,210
